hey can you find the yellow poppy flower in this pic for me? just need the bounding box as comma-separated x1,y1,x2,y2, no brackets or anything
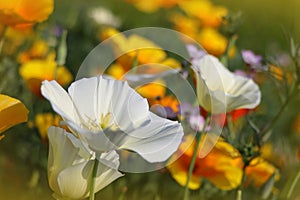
0,0,54,27
19,54,73,96
0,94,28,137
171,13,199,40
178,0,227,28
101,28,181,71
197,28,228,57
167,135,243,190
18,39,49,63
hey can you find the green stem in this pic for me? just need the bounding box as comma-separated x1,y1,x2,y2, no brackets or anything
183,117,210,200
286,169,300,199
227,114,235,141
236,189,242,200
0,26,7,56
89,158,99,200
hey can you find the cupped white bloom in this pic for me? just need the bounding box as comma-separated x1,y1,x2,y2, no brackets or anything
191,54,261,113
48,126,123,200
41,76,184,163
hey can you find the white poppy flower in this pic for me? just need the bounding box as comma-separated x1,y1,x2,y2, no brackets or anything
191,54,261,113
41,76,183,163
48,126,123,200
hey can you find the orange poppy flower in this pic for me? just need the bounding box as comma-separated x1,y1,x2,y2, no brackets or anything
0,94,28,138
245,157,280,187
167,135,243,190
0,0,54,27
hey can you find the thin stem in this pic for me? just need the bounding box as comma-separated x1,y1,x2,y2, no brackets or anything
89,158,99,200
183,117,210,200
286,169,300,199
236,189,242,200
227,114,235,141
0,26,7,56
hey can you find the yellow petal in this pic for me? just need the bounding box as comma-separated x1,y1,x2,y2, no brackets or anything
0,94,28,133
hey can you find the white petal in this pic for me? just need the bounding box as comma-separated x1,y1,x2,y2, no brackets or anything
225,75,261,111
47,126,86,196
68,77,99,122
57,153,123,199
125,67,180,88
41,80,80,123
191,54,261,113
99,77,150,131
104,113,184,163
65,119,117,152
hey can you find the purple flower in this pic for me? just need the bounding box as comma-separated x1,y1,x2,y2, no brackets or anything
186,45,206,60
242,50,262,66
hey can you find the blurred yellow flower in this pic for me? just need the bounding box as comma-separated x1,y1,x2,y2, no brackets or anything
18,39,49,63
0,0,54,27
167,135,243,190
19,54,73,96
0,94,28,137
2,26,34,55
171,13,199,40
269,64,293,83
178,0,227,28
197,28,228,57
34,113,67,141
101,28,181,78
126,0,180,13
245,157,280,187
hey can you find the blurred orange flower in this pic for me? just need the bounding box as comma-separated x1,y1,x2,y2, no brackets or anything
0,94,28,138
0,0,54,27
167,135,243,190
19,53,73,96
136,80,166,100
150,95,179,114
245,157,280,187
